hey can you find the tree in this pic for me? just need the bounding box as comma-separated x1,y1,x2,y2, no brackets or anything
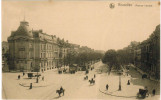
64,51,77,66
102,49,122,90
102,49,118,73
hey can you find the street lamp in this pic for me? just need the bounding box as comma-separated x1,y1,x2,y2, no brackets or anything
36,67,40,83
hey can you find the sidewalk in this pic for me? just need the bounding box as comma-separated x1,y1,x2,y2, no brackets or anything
131,65,159,82
98,73,142,98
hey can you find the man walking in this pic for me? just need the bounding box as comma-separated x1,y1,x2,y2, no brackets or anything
106,84,109,91
29,83,32,89
23,72,25,76
18,75,20,79
152,89,156,95
42,76,44,81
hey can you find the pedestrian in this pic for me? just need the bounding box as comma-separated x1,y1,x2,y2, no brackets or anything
94,74,96,78
91,78,94,82
127,80,130,85
36,77,39,83
29,83,32,89
106,84,109,90
23,72,25,76
18,75,20,79
42,76,44,81
152,89,156,95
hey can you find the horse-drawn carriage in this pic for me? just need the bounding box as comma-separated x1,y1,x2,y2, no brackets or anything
27,72,41,78
69,64,77,74
137,88,149,99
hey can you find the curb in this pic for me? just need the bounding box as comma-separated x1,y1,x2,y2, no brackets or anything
99,89,137,98
19,83,48,88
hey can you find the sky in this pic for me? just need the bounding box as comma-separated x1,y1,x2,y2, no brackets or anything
2,0,160,51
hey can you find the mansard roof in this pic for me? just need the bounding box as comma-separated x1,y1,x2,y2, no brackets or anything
10,21,33,38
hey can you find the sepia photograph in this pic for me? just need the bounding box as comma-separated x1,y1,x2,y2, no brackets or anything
1,0,160,100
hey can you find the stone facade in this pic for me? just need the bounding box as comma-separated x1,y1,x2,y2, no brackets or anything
7,21,62,72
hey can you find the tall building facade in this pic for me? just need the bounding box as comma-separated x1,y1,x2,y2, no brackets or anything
134,25,160,79
8,21,60,72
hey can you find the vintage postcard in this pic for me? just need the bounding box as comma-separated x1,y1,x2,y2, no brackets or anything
2,0,160,100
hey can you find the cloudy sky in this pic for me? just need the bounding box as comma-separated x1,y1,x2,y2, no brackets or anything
2,0,160,51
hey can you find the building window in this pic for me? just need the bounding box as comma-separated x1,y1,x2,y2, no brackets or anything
29,52,32,58
44,45,46,50
19,51,25,58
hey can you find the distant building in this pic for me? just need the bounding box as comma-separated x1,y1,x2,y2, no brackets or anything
2,41,9,54
2,41,9,70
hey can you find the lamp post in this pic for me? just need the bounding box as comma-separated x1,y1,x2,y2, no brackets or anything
36,67,39,83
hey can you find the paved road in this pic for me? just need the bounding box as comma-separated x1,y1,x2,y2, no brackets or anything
2,62,160,100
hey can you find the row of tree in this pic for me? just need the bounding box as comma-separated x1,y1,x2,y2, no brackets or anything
102,41,138,72
63,50,104,67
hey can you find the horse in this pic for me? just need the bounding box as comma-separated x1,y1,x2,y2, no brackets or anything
56,89,65,97
89,79,95,85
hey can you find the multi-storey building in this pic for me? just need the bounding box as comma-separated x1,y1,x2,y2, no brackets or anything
7,20,60,72
134,25,160,79
134,44,141,68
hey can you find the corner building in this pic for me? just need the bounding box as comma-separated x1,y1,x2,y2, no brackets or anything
8,21,60,72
